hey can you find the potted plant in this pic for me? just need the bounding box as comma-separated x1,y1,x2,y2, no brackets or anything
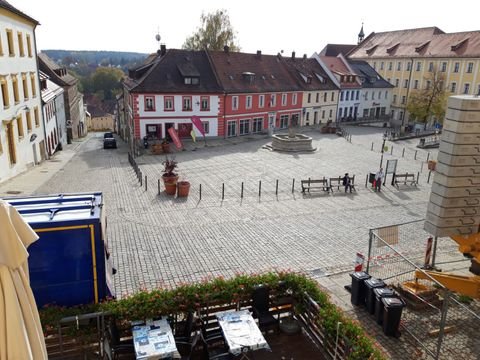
162,157,178,195
161,138,170,153
177,179,190,197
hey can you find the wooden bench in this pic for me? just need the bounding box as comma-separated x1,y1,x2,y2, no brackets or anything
301,179,330,193
329,175,356,193
394,173,417,188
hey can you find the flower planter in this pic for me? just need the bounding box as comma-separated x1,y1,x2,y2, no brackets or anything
428,160,436,171
162,143,170,153
162,174,178,195
177,181,191,197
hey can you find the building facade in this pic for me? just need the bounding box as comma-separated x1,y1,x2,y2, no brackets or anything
282,53,339,126
38,52,87,141
40,71,66,156
0,1,45,183
123,47,223,151
315,54,362,121
348,60,393,120
208,48,303,137
348,27,480,126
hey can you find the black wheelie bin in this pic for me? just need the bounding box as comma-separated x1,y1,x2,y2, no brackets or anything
349,271,371,306
382,296,406,336
365,278,385,314
374,288,396,325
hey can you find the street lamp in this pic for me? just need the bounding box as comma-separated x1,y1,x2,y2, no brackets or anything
379,132,387,169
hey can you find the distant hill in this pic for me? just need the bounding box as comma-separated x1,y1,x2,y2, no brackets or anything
42,50,149,68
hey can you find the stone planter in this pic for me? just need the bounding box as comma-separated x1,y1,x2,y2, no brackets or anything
162,174,178,195
177,181,190,197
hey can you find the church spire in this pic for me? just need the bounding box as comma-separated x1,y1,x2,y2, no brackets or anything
358,23,365,44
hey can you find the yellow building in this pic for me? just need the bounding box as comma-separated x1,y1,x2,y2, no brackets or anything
348,27,480,127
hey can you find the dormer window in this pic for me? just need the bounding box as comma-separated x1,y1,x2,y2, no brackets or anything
242,72,255,84
184,77,199,85
40,78,47,91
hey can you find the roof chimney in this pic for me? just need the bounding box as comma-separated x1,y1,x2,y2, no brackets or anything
291,51,295,60
303,54,307,59
160,44,166,56
256,50,261,58
224,45,230,53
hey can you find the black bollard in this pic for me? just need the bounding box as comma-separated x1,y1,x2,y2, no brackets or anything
276,180,279,195
259,180,262,197
292,178,295,193
158,179,160,194
199,184,202,200
241,182,244,198
222,183,225,200
145,175,147,191
402,148,405,158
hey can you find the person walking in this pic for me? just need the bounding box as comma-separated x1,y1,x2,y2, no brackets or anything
342,173,352,193
375,168,384,192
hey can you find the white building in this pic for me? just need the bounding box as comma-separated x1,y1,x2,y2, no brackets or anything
40,71,66,156
314,54,363,121
348,60,394,121
0,1,45,184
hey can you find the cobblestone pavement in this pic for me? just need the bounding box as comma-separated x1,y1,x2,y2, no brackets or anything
31,127,471,359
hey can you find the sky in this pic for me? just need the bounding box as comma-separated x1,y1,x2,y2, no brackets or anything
10,0,480,56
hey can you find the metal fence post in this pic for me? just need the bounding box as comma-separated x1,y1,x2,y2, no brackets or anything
435,290,450,359
158,179,160,194
275,180,279,195
145,175,147,191
241,182,244,198
292,178,295,193
402,148,405,157
427,152,430,162
258,180,262,197
415,150,418,160
199,184,202,200
427,170,432,183
417,171,420,184
390,146,393,155
366,230,373,273
371,142,374,151
222,183,225,200
140,172,143,186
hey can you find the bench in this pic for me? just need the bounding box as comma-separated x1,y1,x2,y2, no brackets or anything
394,173,417,188
301,179,330,193
329,175,356,193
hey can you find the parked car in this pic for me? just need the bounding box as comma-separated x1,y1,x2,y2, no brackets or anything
103,132,117,149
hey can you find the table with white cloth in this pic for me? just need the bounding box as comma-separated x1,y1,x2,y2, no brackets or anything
216,310,270,359
131,318,180,359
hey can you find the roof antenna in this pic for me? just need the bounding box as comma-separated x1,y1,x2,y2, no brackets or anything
155,27,161,50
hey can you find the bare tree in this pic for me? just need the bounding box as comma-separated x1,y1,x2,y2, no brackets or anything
182,10,240,51
407,65,447,128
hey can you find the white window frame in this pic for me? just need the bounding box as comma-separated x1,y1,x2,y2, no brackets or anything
246,95,252,109
232,96,238,110
281,93,287,106
292,93,297,105
259,95,265,108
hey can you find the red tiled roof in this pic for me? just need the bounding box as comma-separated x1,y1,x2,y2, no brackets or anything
208,50,301,93
319,44,356,57
319,56,360,88
348,26,480,58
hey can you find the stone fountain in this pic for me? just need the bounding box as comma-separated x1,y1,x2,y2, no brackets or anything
269,119,315,152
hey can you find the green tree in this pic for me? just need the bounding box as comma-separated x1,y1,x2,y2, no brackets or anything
183,10,240,51
407,66,447,127
92,67,124,100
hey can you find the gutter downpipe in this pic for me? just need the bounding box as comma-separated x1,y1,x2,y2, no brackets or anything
403,57,414,130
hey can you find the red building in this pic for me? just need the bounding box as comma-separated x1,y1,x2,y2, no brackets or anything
208,47,303,137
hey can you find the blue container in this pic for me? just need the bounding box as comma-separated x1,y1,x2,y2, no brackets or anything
4,192,115,308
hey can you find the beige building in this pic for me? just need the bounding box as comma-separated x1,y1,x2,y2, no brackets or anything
348,27,480,127
87,105,114,132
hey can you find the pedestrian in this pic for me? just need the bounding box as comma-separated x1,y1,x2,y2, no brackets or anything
375,168,384,192
342,173,352,193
